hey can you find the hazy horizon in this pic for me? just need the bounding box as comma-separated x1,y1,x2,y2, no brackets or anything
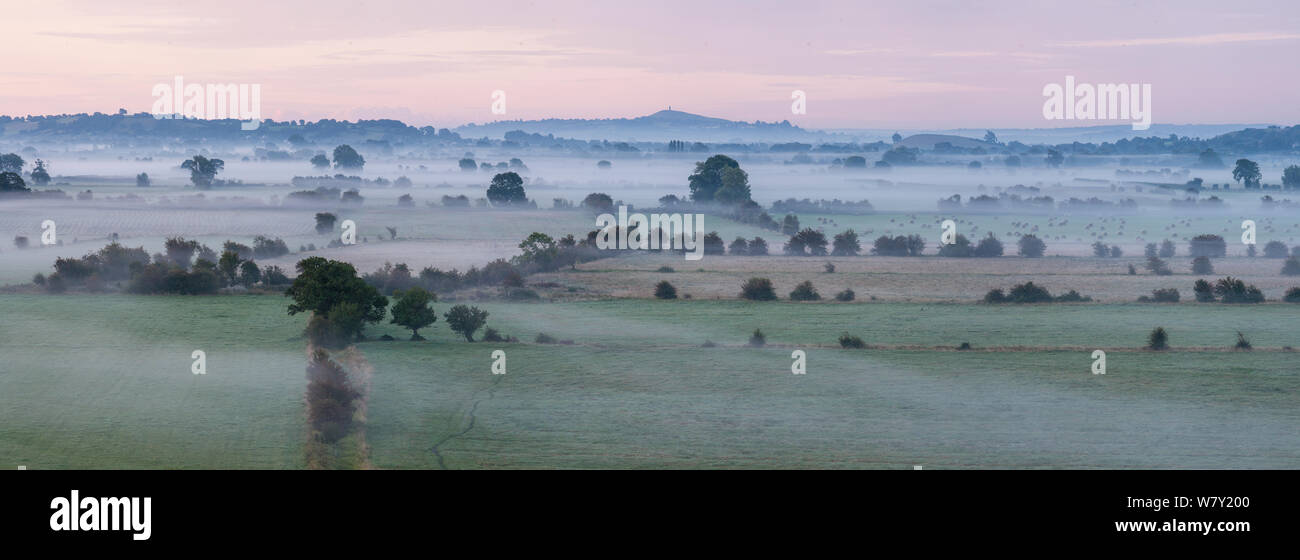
4,0,1299,129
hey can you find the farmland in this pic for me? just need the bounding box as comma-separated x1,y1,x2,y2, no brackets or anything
3,294,1296,469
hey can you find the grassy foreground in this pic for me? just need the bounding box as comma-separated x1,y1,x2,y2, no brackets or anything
1,294,1296,468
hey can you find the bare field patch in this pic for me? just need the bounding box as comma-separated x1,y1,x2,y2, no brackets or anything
531,252,1300,302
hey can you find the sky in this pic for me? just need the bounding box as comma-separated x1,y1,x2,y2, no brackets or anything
2,0,1298,129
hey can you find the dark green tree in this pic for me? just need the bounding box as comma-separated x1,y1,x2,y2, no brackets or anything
390,287,438,340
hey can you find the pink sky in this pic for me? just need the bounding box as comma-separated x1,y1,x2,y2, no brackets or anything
2,0,1297,129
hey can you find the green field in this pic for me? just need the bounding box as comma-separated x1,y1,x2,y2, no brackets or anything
3,294,1296,469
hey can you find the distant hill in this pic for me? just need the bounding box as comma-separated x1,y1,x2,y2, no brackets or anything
896,134,990,150
456,109,829,143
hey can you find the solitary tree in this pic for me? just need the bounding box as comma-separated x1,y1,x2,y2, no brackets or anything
390,287,437,340
332,145,365,169
181,155,225,188
688,155,744,203
444,304,489,341
310,154,330,169
1018,234,1046,257
30,159,50,186
315,212,337,234
486,172,527,206
1232,158,1261,188
285,257,389,341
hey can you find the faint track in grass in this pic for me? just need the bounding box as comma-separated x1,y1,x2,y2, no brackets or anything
430,374,504,470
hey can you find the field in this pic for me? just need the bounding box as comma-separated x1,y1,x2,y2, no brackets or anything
3,294,1297,469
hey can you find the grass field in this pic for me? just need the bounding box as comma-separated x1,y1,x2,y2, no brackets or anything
3,294,1296,469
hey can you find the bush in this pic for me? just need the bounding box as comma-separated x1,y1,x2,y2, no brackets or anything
788,281,821,301
1213,276,1265,303
1191,256,1214,275
32,272,45,286
1283,287,1300,303
983,288,1006,303
973,233,1003,257
747,329,766,348
1235,331,1252,351
1138,288,1180,303
740,277,777,301
1193,279,1215,302
834,288,855,302
1008,281,1054,303
1054,290,1092,303
1189,234,1227,258
784,228,829,256
938,234,973,257
1282,257,1300,276
747,237,769,256
535,332,557,344
838,333,866,349
1147,327,1169,350
305,349,360,443
656,266,675,273
1263,241,1289,258
728,237,749,255
1144,256,1172,275
654,280,678,299
1017,234,1046,257
823,262,835,273
45,273,66,293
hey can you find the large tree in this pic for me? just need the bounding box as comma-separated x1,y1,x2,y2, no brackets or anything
486,172,527,206
285,257,389,340
1232,158,1261,188
181,155,225,188
0,153,24,174
332,145,365,169
688,154,744,203
0,171,28,193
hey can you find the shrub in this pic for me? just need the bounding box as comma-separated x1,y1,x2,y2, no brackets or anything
740,277,777,301
1017,234,1046,257
45,273,66,293
1127,264,1136,275
957,342,972,350
1008,281,1054,303
788,280,821,301
834,288,855,302
1263,241,1289,258
983,288,1006,303
535,332,557,344
1147,327,1169,350
656,266,675,273
823,262,835,273
747,329,766,348
304,349,360,443
1193,279,1215,302
1213,276,1265,303
938,234,973,257
32,272,45,286
654,280,677,299
830,229,860,256
838,333,866,349
1235,332,1252,351
1189,234,1227,258
1283,287,1300,303
701,340,716,348
1138,288,1180,303
1144,256,1172,275
1282,257,1300,276
973,233,1003,257
728,237,749,255
747,237,769,256
784,228,829,256
1191,256,1214,275
703,232,725,255
1054,290,1092,303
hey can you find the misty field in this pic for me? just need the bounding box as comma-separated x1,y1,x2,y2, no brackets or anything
2,294,1296,469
